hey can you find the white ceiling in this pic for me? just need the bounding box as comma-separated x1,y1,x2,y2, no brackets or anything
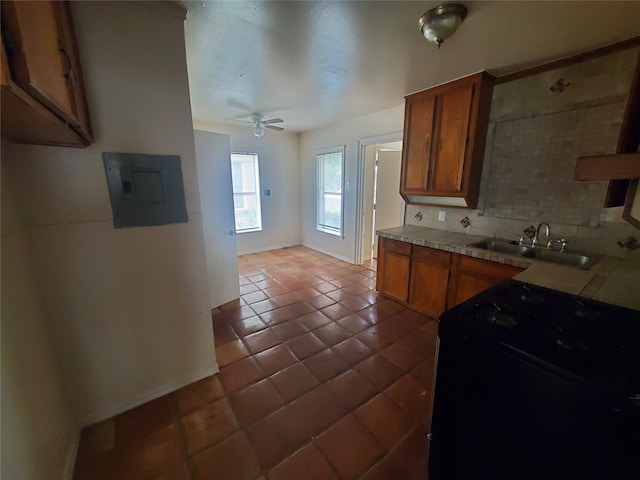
183,1,640,133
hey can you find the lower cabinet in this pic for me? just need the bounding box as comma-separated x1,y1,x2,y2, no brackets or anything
447,254,524,308
409,245,450,318
376,238,411,302
377,237,524,317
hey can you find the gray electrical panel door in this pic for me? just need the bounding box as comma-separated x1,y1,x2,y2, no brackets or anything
103,152,188,228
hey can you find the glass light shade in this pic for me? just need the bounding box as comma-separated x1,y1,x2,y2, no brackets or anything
253,126,265,137
419,4,467,47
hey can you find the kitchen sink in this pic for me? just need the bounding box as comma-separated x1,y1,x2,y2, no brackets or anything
521,248,599,270
468,239,599,270
468,240,531,255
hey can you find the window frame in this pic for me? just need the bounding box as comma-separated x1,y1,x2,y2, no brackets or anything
316,145,346,237
230,151,263,234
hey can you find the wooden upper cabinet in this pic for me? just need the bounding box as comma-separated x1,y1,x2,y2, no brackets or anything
400,72,495,208
1,1,92,147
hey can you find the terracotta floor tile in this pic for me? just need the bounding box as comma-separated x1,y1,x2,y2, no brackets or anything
149,461,190,480
115,395,176,444
380,342,425,371
242,290,269,305
411,359,436,389
274,292,299,306
303,348,349,382
359,290,383,306
325,288,353,303
270,320,308,341
385,374,433,422
337,313,372,334
355,354,405,390
355,393,414,449
238,275,250,286
359,305,393,325
191,431,261,480
220,305,257,323
313,322,352,346
316,415,385,479
118,424,184,479
246,406,304,469
239,283,260,295
314,281,339,294
243,328,280,354
270,363,319,402
228,378,284,427
396,308,431,328
359,455,413,480
376,318,415,344
219,298,243,311
232,315,267,336
253,278,279,290
254,344,298,375
356,325,396,351
340,295,371,312
397,329,437,359
293,286,322,300
320,303,353,321
181,397,239,454
263,284,291,297
327,369,376,411
297,311,332,331
333,336,374,366
269,443,340,480
284,301,316,318
305,294,337,310
218,356,265,393
250,298,281,315
286,332,326,360
342,282,371,295
215,338,250,367
391,426,429,480
213,322,238,346
247,273,269,282
259,307,294,326
173,375,225,415
288,385,347,439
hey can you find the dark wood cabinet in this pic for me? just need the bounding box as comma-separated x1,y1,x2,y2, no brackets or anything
376,238,411,302
1,0,92,147
409,245,450,318
400,72,494,208
377,237,524,317
447,255,524,308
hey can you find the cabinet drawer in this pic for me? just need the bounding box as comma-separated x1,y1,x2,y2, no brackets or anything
455,255,523,278
381,237,411,256
412,245,450,267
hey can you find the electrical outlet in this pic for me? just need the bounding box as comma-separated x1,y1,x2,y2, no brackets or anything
438,210,446,222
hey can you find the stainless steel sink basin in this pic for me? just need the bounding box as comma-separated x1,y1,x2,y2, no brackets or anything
468,239,599,270
468,240,531,255
521,248,599,270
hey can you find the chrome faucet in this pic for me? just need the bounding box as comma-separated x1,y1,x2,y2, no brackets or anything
532,222,550,247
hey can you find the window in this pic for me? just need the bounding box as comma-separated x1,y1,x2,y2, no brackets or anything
317,146,345,236
230,153,262,232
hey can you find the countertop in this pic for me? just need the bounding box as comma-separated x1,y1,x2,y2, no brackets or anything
377,225,640,310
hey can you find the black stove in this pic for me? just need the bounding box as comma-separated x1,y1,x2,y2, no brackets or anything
428,279,640,480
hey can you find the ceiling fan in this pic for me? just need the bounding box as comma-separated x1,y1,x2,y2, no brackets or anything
249,113,284,137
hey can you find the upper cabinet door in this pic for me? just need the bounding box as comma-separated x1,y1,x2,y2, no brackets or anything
402,94,436,192
400,72,494,208
431,83,474,193
1,0,92,145
2,1,78,126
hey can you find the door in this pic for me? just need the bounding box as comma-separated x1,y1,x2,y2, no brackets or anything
372,150,404,257
361,145,377,262
194,130,240,309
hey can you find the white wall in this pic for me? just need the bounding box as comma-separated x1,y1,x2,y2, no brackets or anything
193,121,301,254
299,105,405,263
1,142,78,480
1,0,216,437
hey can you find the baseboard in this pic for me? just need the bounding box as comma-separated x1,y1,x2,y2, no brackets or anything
301,242,355,264
62,428,81,480
78,364,220,427
237,241,301,256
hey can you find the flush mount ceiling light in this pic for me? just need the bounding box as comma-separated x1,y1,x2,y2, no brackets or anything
419,3,468,48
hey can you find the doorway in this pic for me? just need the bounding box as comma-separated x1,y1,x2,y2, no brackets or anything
358,139,405,265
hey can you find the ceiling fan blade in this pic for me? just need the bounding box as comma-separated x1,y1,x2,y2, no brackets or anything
262,118,284,125
265,125,284,132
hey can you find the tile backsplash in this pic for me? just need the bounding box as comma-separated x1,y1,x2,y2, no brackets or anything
403,47,640,259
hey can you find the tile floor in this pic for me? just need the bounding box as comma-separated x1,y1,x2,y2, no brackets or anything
74,246,436,480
